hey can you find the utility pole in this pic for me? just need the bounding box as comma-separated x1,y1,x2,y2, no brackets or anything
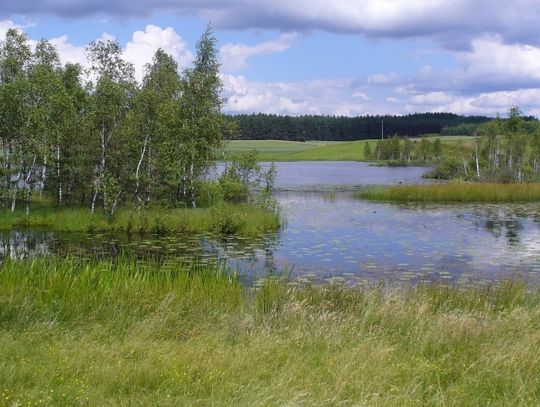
381,120,384,140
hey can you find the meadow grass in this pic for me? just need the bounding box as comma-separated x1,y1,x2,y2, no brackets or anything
1,257,539,406
357,182,540,203
224,137,474,162
0,204,280,235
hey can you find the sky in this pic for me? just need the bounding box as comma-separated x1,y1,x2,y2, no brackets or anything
1,1,540,117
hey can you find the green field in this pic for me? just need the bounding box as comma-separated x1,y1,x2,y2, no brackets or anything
224,136,474,161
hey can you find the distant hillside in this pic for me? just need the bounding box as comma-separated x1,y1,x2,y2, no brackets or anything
225,113,493,141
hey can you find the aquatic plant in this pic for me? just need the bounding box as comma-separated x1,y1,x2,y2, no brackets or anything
357,182,540,202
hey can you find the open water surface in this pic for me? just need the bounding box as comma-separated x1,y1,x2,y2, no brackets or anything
3,162,540,286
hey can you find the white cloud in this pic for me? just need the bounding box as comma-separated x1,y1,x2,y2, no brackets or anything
367,72,400,86
222,74,392,116
49,34,86,66
409,92,454,106
220,33,298,72
352,91,370,100
0,23,194,85
0,19,20,37
459,36,540,88
124,25,193,82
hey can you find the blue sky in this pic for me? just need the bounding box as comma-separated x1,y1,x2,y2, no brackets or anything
1,1,540,117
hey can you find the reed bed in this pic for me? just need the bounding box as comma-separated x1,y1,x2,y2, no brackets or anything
357,182,540,203
1,258,539,405
0,204,280,235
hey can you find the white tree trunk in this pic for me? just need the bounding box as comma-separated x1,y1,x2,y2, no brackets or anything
134,135,148,206
474,138,480,178
56,142,62,204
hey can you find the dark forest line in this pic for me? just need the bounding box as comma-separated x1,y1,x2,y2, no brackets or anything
225,113,537,141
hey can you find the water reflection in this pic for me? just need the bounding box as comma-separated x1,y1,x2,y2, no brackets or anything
2,195,540,286
2,162,540,286
0,230,56,260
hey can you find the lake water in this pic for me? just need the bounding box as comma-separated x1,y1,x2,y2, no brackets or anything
2,161,540,286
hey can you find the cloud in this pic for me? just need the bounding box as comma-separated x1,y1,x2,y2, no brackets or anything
49,34,87,66
409,91,454,106
398,88,540,116
124,24,193,81
220,33,297,72
222,74,390,116
458,36,540,91
374,37,540,100
3,1,540,48
4,24,193,83
366,72,400,86
352,91,370,101
0,18,20,37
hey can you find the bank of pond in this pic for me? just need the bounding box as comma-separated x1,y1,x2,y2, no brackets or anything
0,257,539,406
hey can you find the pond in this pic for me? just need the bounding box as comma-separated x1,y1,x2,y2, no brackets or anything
2,161,540,286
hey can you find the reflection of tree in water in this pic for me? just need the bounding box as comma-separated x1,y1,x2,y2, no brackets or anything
0,230,56,260
0,229,282,276
473,206,525,245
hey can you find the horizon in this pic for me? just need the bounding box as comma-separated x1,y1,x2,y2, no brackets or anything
2,1,539,118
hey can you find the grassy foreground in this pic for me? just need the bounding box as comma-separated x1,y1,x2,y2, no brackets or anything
358,182,540,203
0,204,279,235
1,258,539,405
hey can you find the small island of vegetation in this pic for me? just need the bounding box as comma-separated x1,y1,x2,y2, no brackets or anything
0,27,279,235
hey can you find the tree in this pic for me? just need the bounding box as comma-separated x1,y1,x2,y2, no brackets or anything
158,24,231,207
0,29,32,211
363,142,372,160
86,38,135,213
129,49,181,207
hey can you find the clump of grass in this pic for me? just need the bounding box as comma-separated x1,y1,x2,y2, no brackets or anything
0,204,280,235
358,182,540,202
1,258,539,405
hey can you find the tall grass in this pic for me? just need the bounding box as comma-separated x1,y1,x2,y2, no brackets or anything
0,204,280,235
358,182,540,202
1,258,539,405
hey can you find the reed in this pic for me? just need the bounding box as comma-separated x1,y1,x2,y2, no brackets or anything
357,182,540,202
0,204,280,235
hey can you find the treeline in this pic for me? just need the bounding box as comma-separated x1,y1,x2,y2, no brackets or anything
366,136,442,165
440,116,538,137
429,107,540,182
226,113,492,141
0,26,234,214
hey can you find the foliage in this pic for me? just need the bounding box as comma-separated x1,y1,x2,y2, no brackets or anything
428,107,540,182
373,134,442,165
0,25,232,214
219,151,278,211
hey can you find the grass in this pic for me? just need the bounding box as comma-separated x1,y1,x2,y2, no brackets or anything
0,204,280,235
357,182,540,203
224,136,474,162
1,257,540,405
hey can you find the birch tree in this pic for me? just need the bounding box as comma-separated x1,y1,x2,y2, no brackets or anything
86,39,135,213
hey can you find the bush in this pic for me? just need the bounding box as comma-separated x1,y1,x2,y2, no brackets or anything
424,158,467,180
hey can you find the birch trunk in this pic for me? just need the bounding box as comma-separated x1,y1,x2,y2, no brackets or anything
134,135,148,206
